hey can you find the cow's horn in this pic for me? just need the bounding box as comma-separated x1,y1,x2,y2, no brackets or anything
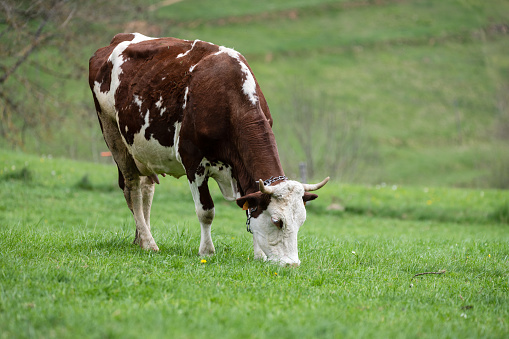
259,179,275,195
302,177,330,192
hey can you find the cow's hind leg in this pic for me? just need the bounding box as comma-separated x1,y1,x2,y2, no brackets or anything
100,117,158,251
189,175,215,256
124,178,158,251
132,176,155,244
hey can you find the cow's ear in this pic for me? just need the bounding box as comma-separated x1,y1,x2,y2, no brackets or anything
303,192,318,204
236,192,262,210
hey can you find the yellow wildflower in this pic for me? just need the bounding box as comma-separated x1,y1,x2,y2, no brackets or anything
201,259,207,264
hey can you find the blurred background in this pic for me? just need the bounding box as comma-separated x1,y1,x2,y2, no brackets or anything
1,0,508,188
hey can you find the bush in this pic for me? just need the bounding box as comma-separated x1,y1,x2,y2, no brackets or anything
1,166,32,182
74,174,94,190
490,202,509,224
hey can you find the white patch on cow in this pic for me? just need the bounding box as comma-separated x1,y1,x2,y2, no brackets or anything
155,96,163,109
214,46,239,58
155,96,167,116
207,160,239,201
138,109,151,139
214,46,258,106
133,95,143,111
127,120,186,179
239,61,258,106
93,81,110,113
189,64,196,72
182,87,189,109
177,39,200,58
125,125,128,133
173,121,183,165
188,158,239,202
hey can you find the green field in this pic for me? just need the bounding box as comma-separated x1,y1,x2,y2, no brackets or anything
1,150,508,338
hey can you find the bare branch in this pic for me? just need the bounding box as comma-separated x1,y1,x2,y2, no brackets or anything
28,59,73,79
411,270,446,281
60,5,75,28
0,8,52,84
0,1,17,29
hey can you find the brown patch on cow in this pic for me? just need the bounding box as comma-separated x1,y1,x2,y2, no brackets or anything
236,192,271,218
118,166,125,190
251,193,271,218
198,180,214,210
98,61,113,93
303,192,318,203
110,33,136,45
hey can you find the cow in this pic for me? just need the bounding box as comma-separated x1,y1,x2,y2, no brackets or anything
88,33,329,266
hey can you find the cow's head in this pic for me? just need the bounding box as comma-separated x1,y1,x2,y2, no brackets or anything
236,177,329,267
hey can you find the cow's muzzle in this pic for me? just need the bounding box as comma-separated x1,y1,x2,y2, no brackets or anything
277,256,300,267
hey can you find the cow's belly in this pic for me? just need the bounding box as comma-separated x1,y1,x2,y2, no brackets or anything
126,122,186,178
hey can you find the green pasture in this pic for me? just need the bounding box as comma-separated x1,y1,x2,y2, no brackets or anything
1,150,508,338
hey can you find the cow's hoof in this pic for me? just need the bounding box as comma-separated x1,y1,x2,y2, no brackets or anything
199,244,215,256
139,238,159,252
147,243,160,252
254,251,267,261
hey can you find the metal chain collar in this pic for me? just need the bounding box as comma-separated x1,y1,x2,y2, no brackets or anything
246,176,287,233
246,207,257,233
262,175,287,186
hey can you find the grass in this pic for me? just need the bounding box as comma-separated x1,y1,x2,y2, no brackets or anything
151,0,350,22
161,0,509,57
1,149,508,338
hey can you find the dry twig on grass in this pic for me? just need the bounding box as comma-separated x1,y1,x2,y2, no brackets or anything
409,270,446,287
411,270,446,281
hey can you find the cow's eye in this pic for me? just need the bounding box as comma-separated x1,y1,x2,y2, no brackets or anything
271,217,283,229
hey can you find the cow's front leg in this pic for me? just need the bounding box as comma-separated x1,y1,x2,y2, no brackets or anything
124,177,159,251
189,176,215,256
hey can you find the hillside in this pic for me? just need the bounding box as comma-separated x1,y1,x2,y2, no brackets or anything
1,0,508,188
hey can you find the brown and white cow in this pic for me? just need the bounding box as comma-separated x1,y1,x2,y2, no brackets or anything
88,33,328,266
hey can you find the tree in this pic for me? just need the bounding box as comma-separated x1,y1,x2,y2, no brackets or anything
0,0,77,146
285,85,378,182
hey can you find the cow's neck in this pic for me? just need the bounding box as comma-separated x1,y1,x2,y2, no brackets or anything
233,114,285,196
